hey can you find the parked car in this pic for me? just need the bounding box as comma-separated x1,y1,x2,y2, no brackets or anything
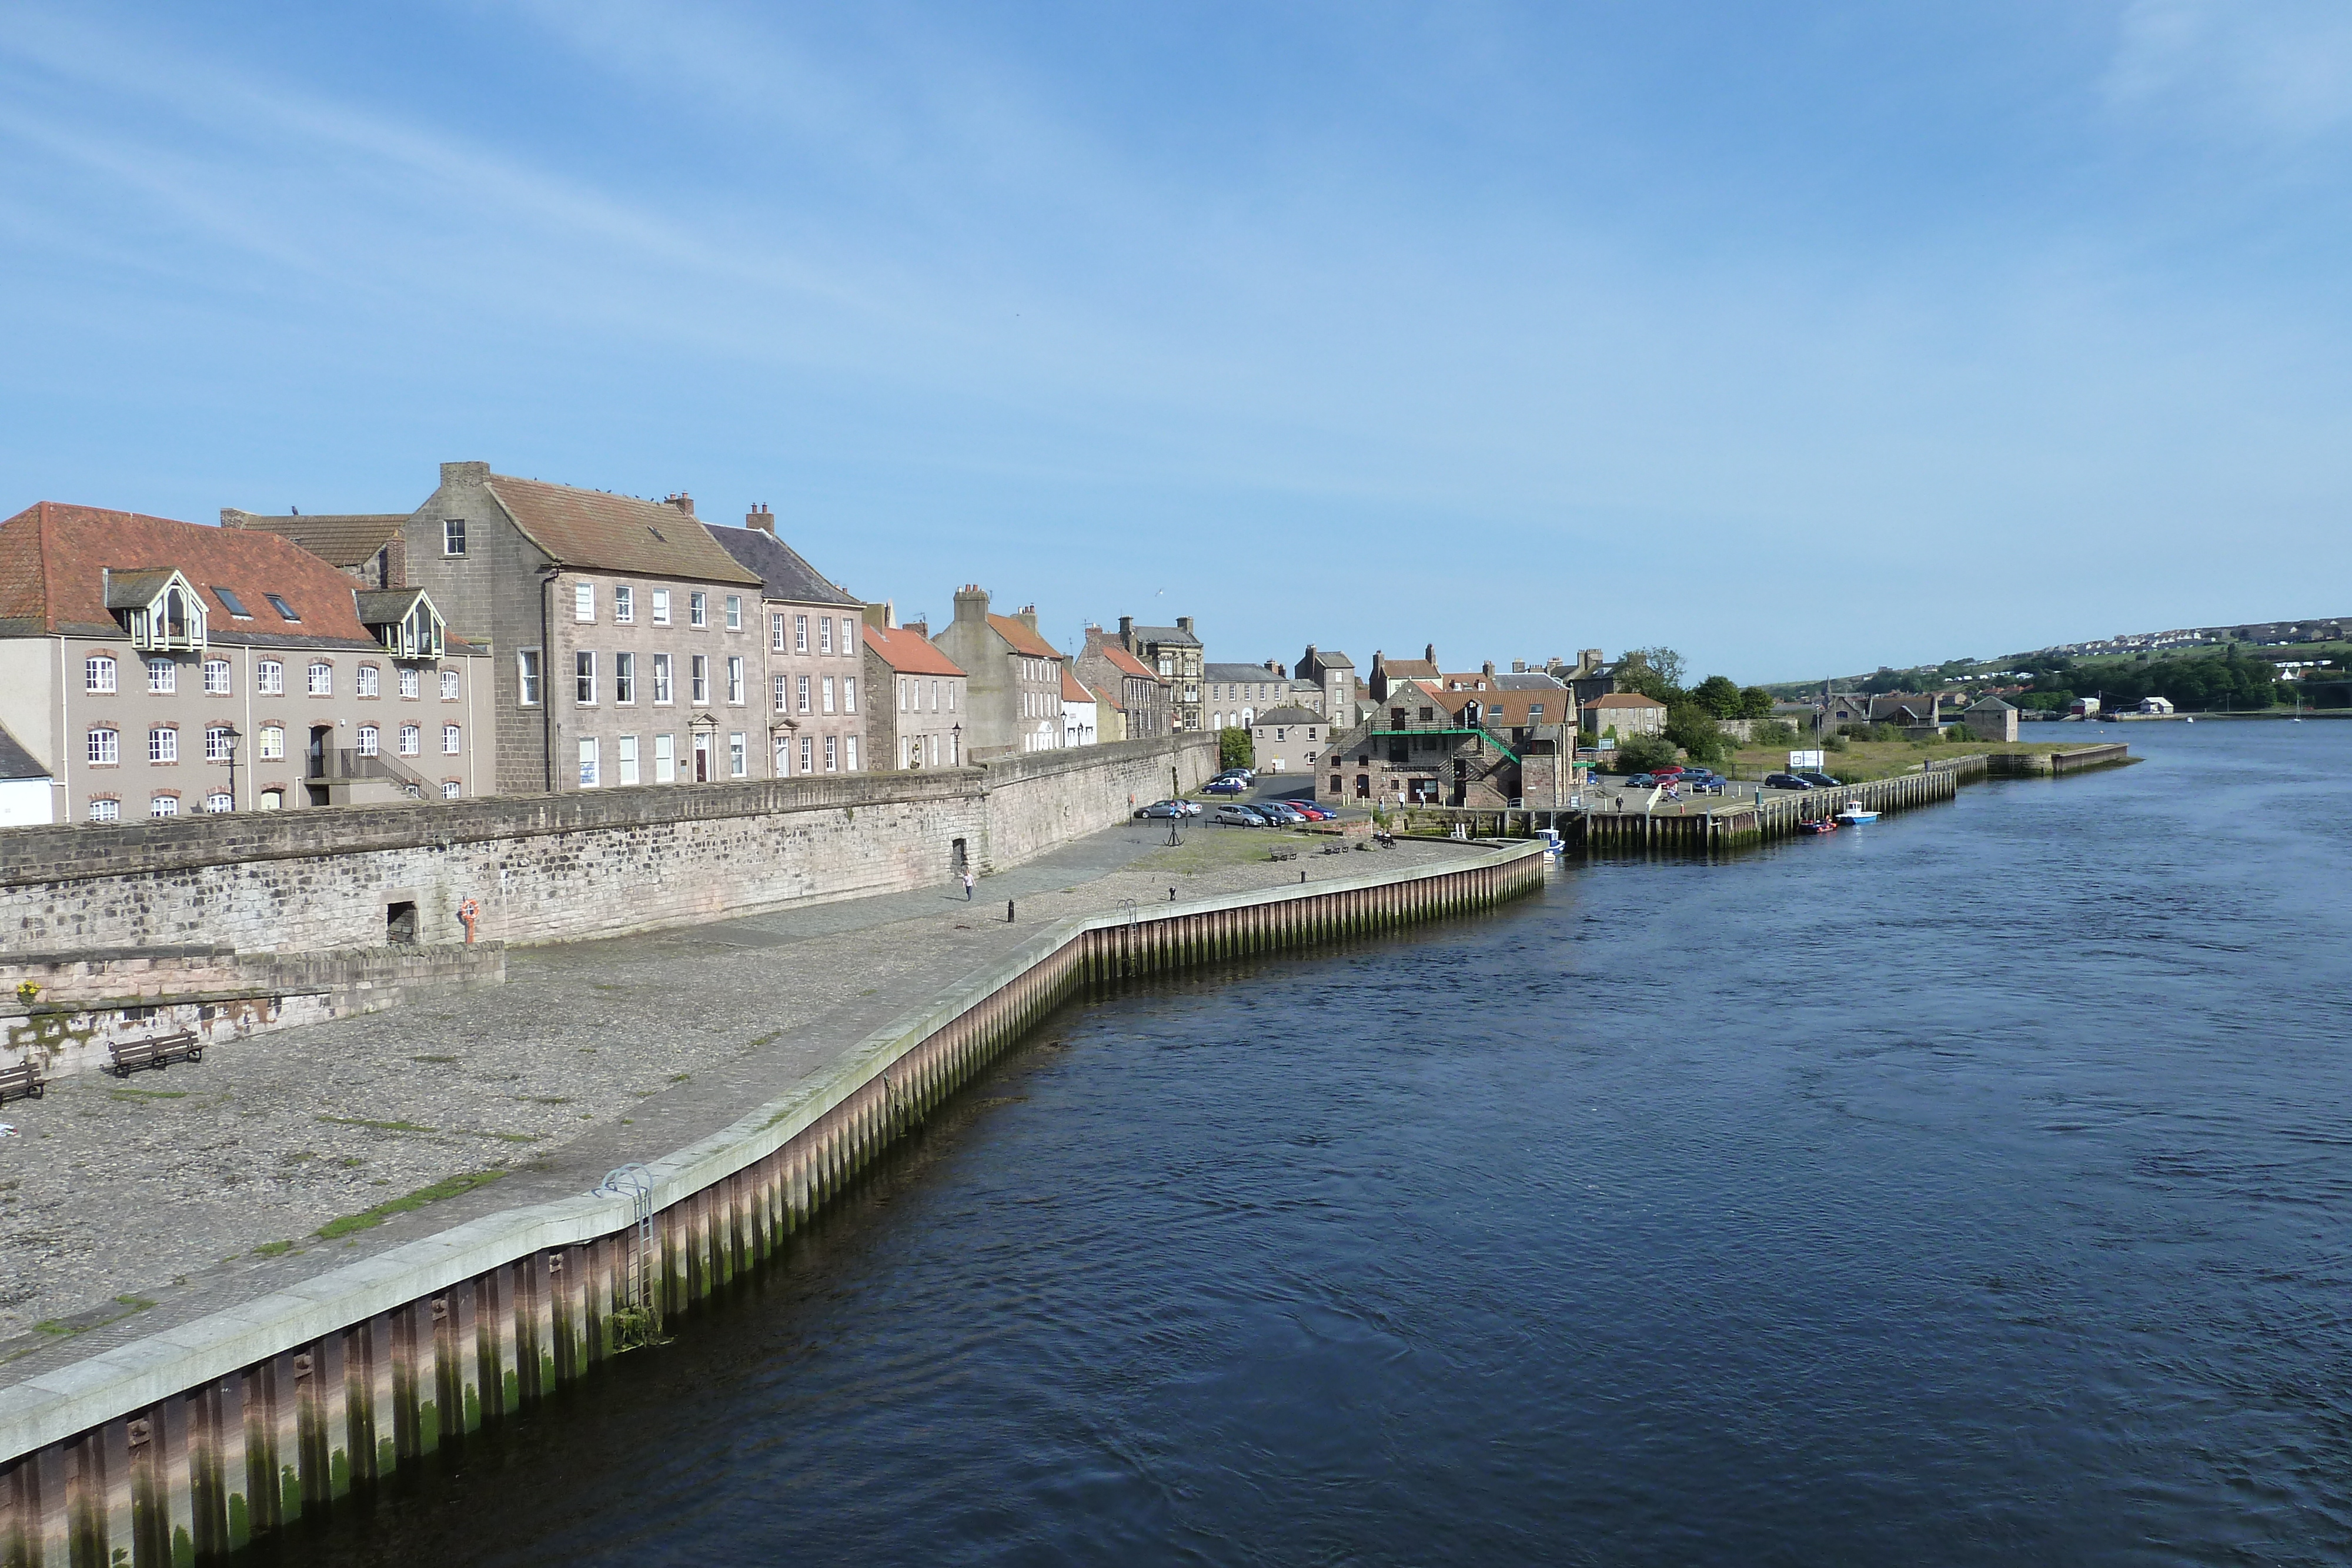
1287,801,1332,820
1257,801,1307,824
1626,773,1658,788
1794,770,1843,790
1134,801,1185,819
1651,764,1688,780
1211,805,1262,826
1202,778,1248,795
1679,767,1722,787
1215,767,1255,782
1763,772,1815,790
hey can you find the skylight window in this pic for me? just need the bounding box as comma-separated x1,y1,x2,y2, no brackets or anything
265,593,300,622
213,586,252,618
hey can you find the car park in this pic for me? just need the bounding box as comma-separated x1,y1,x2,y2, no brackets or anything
1763,772,1814,790
1211,805,1262,826
1257,802,1307,824
1202,778,1247,795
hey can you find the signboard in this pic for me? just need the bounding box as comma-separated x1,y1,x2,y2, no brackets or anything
1789,750,1825,770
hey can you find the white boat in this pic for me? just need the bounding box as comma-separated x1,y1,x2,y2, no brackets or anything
1835,804,1879,824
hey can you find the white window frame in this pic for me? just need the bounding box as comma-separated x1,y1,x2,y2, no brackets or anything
258,659,284,695
574,581,596,623
86,654,116,693
726,656,744,705
795,614,808,653
652,589,671,626
148,727,177,763
259,724,285,761
307,661,333,697
614,651,636,706
398,666,420,700
88,727,119,765
844,677,857,715
441,669,459,700
613,584,634,624
575,651,597,706
517,648,542,707
398,724,420,757
618,735,640,785
821,676,836,714
205,725,234,762
356,664,379,698
578,737,599,788
443,724,460,755
356,724,379,757
203,658,231,696
724,595,742,632
691,654,709,704
653,653,674,705
819,617,833,655
151,794,178,818
146,658,175,694
443,517,466,556
728,731,746,777
89,797,120,822
689,591,707,628
844,735,858,771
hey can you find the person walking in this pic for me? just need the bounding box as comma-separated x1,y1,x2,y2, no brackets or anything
961,869,975,901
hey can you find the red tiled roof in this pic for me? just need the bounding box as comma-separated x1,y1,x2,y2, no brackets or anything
861,621,965,677
0,502,383,643
485,477,760,586
1060,666,1093,703
1098,642,1158,680
1426,686,1569,726
987,612,1064,660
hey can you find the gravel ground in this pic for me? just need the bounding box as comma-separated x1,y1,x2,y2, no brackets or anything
0,821,1479,1380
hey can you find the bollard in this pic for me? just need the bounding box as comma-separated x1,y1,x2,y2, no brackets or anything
1169,887,1177,901
1007,900,1015,924
1299,871,1307,883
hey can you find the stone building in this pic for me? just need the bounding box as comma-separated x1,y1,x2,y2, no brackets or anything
0,502,486,823
1314,680,1526,808
1965,695,2020,742
1581,691,1668,740
1247,704,1329,778
1075,626,1167,737
1297,644,1362,728
336,461,768,794
707,507,868,779
222,510,409,590
1368,644,1441,701
933,587,1069,758
860,613,967,770
1203,661,1320,731
1117,615,1204,731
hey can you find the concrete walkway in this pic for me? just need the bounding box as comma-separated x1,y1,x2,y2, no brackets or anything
0,821,1479,1383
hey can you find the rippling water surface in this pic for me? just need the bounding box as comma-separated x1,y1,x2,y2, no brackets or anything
266,723,2352,1566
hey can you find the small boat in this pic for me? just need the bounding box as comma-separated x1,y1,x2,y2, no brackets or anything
1798,818,1838,835
1836,804,1879,824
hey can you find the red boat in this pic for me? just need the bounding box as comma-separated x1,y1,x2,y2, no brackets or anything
1797,818,1839,835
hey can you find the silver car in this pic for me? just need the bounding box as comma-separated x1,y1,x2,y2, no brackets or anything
1211,805,1262,827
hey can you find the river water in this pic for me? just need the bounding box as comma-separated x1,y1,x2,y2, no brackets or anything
265,721,2352,1566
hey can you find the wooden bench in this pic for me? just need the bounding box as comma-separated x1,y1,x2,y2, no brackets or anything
108,1030,202,1078
0,1061,42,1105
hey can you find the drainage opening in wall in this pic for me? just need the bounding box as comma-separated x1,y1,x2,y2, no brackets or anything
386,901,419,945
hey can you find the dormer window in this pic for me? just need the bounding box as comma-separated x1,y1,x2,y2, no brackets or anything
265,593,300,623
107,569,207,653
355,588,448,660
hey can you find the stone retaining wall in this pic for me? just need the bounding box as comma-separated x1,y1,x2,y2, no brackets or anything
1,945,506,1082
0,737,1217,955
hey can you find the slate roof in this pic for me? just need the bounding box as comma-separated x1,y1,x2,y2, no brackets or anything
703,522,858,606
0,722,49,781
1301,646,1354,667
1127,623,1199,647
1252,705,1322,726
226,511,406,569
1496,672,1566,690
470,477,759,586
863,622,965,677
0,502,398,645
1967,695,2017,711
988,613,1065,660
1582,692,1668,710
1378,657,1440,681
1204,662,1295,685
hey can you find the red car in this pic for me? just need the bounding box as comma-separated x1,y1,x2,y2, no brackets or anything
1651,764,1687,780
1288,802,1332,820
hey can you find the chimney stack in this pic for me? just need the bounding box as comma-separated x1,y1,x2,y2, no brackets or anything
954,585,989,624
1118,614,1135,645
1482,660,1495,677
746,503,776,535
1177,616,1195,636
665,492,696,517
1016,604,1039,633
1425,643,1437,665
904,620,928,640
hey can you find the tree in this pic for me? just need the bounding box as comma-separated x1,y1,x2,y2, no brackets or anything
1664,704,1730,763
1613,733,1678,774
1690,674,1743,718
1738,685,1776,718
1220,726,1254,769
1623,646,1686,694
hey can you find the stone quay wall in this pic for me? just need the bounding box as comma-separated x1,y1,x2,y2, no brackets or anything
0,736,1218,957
0,841,1546,1568
1,945,505,1083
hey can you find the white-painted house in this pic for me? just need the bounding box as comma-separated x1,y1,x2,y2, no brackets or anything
0,723,52,825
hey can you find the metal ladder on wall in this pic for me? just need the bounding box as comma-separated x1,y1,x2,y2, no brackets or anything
597,1163,661,1344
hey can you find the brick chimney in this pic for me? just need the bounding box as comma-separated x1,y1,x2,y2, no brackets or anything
746,503,776,535
665,493,696,517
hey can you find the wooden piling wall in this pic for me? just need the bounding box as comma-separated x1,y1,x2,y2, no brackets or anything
0,842,1547,1568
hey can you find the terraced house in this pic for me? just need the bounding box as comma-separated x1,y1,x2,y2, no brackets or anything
933,586,1068,758
860,610,967,770
323,461,770,793
708,506,868,779
0,502,485,823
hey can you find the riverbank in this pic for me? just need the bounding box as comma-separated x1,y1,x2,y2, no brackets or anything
0,824,1485,1366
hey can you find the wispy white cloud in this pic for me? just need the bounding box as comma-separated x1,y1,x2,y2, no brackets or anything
2104,0,2352,142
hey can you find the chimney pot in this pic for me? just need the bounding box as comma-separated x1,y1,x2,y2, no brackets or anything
666,492,696,516
747,504,776,535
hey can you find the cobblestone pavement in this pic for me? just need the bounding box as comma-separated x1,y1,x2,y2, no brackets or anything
0,822,1482,1381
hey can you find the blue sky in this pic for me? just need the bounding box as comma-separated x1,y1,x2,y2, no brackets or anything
4,2,2348,683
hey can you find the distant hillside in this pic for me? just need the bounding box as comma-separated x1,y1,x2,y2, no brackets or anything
1767,614,2352,698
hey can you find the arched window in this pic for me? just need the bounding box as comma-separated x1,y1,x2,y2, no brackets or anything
148,727,177,763
88,798,120,822
205,726,234,761
259,724,285,760
442,724,460,754
150,794,178,818
307,661,333,696
258,789,284,811
85,654,117,693
398,724,420,756
203,658,231,694
356,664,380,698
258,659,285,694
146,658,176,694
205,792,233,813
441,669,459,700
356,725,379,757
87,727,119,765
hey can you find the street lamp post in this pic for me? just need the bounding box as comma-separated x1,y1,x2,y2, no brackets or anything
220,723,242,813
